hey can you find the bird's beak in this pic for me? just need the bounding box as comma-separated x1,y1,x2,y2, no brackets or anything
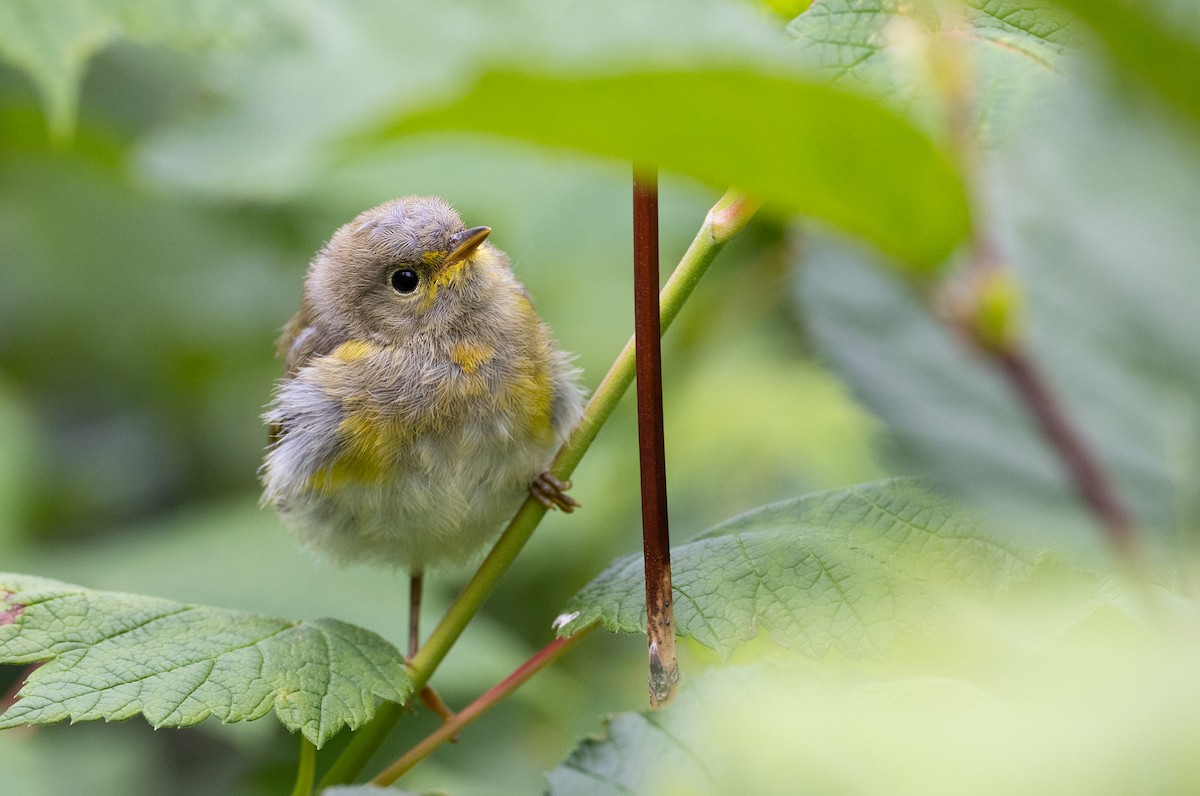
444,226,491,267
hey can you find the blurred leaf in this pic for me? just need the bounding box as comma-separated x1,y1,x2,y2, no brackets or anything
546,696,715,796
140,0,791,199
788,0,1074,144
796,72,1200,556
0,573,411,747
140,0,967,268
557,480,1037,659
385,67,968,269
548,627,1200,795
1050,0,1200,129
0,0,255,135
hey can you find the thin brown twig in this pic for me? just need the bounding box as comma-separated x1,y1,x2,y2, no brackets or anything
990,348,1139,561
958,222,1143,569
633,167,679,707
932,24,1145,573
371,626,595,785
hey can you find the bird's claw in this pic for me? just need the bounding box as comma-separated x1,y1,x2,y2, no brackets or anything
530,471,580,513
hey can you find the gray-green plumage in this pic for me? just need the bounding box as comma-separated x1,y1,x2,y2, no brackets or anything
262,197,583,571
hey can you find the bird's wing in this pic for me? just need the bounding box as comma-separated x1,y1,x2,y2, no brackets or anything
269,315,345,446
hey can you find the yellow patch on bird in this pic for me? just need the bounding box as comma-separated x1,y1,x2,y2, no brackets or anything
330,340,376,362
450,341,495,375
421,250,444,266
419,259,473,312
307,407,405,492
419,281,439,312
505,359,555,443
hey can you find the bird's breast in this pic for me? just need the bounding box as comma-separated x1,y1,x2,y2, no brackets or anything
307,336,556,491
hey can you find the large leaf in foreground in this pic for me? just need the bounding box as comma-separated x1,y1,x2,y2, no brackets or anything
0,573,410,747
139,0,968,269
547,631,1200,795
385,68,967,269
557,480,1036,659
139,0,791,198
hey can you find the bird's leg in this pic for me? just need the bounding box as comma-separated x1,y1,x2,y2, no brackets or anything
405,569,460,737
530,471,580,513
408,569,423,659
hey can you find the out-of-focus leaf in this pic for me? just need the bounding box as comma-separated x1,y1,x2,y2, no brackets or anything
383,68,968,269
557,480,1037,659
1050,0,1200,129
796,72,1200,556
547,625,1200,795
139,0,790,199
140,0,968,268
788,0,1074,144
0,0,256,135
0,573,411,747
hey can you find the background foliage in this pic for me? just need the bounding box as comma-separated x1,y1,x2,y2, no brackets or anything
1,0,1199,793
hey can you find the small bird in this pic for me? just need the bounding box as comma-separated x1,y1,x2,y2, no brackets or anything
261,196,584,656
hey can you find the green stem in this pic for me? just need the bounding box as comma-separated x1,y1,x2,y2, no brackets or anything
318,189,759,788
290,735,317,796
371,625,596,785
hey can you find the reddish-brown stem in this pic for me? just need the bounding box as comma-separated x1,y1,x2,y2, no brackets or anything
371,626,595,785
940,31,1144,568
633,167,679,707
960,225,1142,568
992,349,1140,562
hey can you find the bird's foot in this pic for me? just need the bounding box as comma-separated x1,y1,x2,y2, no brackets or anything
530,471,579,513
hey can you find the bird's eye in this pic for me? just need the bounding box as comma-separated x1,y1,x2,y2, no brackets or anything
390,269,420,294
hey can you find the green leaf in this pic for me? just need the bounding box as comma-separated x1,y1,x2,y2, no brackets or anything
557,480,1036,659
383,68,968,269
0,573,411,748
138,0,795,198
546,695,716,795
0,0,255,136
547,630,1200,795
139,0,969,269
796,72,1200,555
788,0,1074,144
1050,0,1200,129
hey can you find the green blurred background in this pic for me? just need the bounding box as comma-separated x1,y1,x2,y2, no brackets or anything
6,0,1200,792
0,3,884,792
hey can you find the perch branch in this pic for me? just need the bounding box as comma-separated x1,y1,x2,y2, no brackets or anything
318,189,758,787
